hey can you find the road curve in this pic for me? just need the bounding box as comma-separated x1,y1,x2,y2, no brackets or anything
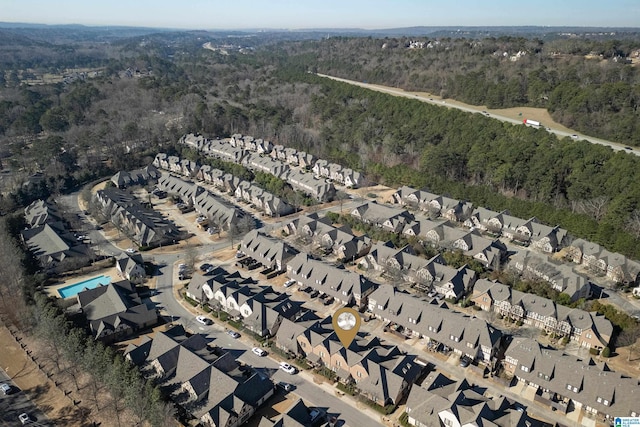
316,73,639,156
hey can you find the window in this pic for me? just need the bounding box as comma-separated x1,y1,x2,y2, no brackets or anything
520,365,529,372
357,371,362,378
585,332,592,339
573,386,578,393
335,360,341,367
603,400,609,406
377,304,383,310
443,419,453,427
597,397,602,403
566,384,572,390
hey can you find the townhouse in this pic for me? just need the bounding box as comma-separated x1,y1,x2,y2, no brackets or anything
367,285,502,364
285,169,336,202
289,317,423,407
503,337,640,421
257,398,329,427
125,325,274,427
242,152,290,178
95,187,183,247
471,279,612,349
405,373,528,427
241,229,298,272
286,253,377,308
284,213,372,261
156,174,243,230
21,199,93,271
110,164,161,188
419,222,507,267
186,270,304,337
115,251,146,281
568,238,640,285
77,280,158,343
202,138,248,164
234,182,294,216
509,251,592,301
350,201,415,233
361,243,476,300
179,132,209,148
392,186,472,221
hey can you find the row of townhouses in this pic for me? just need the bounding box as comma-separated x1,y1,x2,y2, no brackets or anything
176,134,339,201
183,265,425,409
351,202,507,269
276,316,424,407
156,174,243,230
282,212,373,262
394,185,640,285
186,267,304,337
367,285,503,365
110,164,161,188
125,324,275,427
503,337,640,421
286,252,378,309
181,132,363,188
94,187,184,247
394,186,568,252
509,251,593,301
472,279,612,350
405,373,529,427
21,199,92,271
351,200,613,301
241,229,299,273
153,154,295,216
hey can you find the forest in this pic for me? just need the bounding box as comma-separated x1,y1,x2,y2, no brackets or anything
277,36,640,145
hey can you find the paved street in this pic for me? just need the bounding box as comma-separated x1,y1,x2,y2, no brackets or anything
0,367,51,427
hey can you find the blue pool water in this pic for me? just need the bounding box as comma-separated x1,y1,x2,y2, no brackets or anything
58,275,112,298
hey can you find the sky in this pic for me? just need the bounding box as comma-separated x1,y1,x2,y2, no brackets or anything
1,0,638,30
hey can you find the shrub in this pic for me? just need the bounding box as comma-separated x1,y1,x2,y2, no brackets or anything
183,292,198,307
399,412,411,427
336,382,356,396
601,347,611,358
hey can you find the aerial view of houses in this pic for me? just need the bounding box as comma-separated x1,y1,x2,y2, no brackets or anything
3,15,640,427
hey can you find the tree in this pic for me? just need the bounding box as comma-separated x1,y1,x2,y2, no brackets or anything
227,223,242,249
335,190,350,214
616,325,640,361
184,244,198,273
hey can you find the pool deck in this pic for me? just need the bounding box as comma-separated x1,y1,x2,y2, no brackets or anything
46,266,121,299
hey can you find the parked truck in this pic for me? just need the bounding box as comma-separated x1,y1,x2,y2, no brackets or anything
523,119,540,127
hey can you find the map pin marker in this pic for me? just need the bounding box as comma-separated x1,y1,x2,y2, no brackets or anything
332,307,361,348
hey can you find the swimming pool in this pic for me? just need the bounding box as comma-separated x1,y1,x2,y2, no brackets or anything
58,275,112,298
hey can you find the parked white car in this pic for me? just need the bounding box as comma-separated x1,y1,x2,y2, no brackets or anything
196,315,212,325
283,279,296,288
252,347,267,357
279,362,296,374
